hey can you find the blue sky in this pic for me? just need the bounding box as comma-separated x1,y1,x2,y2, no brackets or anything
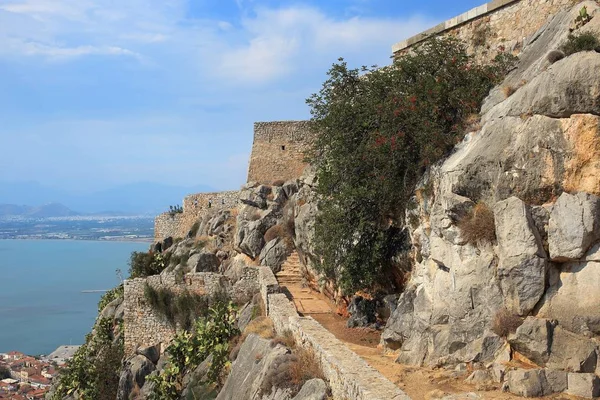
0,0,485,193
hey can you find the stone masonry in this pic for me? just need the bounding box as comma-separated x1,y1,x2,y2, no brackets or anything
247,121,314,185
154,191,239,241
256,266,411,400
393,0,577,62
123,272,230,356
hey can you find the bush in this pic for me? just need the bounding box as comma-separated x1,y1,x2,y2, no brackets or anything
128,251,169,278
458,202,496,245
149,300,239,400
97,285,123,313
143,284,210,330
51,316,125,400
270,330,296,349
491,309,523,338
0,365,10,379
306,37,516,293
547,50,565,64
260,347,324,397
560,32,600,56
168,205,183,216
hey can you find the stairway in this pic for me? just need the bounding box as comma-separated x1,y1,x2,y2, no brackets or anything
275,251,332,315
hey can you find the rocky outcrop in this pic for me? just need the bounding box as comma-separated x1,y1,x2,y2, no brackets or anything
381,2,600,375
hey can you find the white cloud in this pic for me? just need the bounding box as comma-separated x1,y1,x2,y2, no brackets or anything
0,0,434,81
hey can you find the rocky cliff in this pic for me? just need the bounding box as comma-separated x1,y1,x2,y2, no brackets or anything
378,1,600,397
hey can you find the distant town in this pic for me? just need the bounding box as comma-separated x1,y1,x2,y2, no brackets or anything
0,346,79,399
0,215,154,241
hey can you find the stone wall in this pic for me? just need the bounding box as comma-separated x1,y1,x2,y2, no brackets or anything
154,213,183,242
123,272,230,356
154,191,239,241
247,121,314,185
393,0,577,62
256,266,410,400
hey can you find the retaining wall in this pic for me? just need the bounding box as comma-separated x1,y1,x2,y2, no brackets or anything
247,121,314,185
123,272,231,356
393,0,577,62
257,266,411,400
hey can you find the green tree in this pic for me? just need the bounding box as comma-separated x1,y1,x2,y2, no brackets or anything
306,37,516,294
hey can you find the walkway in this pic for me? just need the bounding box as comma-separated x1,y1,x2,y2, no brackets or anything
274,251,531,400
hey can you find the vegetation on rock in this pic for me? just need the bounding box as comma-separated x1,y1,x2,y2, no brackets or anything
51,307,123,399
458,202,497,245
148,299,239,400
306,37,516,293
561,31,600,56
129,251,170,278
97,284,124,313
143,283,219,330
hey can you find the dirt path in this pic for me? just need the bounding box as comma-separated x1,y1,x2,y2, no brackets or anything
275,252,578,400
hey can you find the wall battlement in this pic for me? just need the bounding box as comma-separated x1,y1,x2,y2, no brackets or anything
393,0,576,62
247,121,314,184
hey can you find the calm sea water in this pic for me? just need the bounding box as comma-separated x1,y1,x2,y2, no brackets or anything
0,240,148,355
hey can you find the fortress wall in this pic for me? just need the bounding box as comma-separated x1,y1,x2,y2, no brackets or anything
247,121,314,185
393,0,577,62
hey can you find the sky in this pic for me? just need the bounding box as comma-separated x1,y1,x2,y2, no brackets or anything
0,0,486,194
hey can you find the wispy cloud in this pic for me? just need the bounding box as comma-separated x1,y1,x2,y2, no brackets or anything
0,0,437,191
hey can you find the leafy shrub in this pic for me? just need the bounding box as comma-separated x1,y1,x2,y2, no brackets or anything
306,37,516,293
51,316,124,400
143,284,210,330
491,308,523,338
129,251,168,278
97,285,123,313
458,202,496,245
260,347,324,397
0,365,10,379
560,32,600,56
547,50,565,64
149,300,239,400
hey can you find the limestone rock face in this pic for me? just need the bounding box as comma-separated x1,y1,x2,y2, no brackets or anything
548,192,600,262
116,354,155,400
494,197,546,315
381,2,600,369
216,334,289,400
260,238,290,273
508,317,552,365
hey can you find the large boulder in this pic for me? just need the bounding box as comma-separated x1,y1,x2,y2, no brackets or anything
548,192,600,262
259,238,290,273
292,379,328,400
537,259,600,335
116,355,156,400
346,296,377,328
567,373,600,398
547,326,597,373
193,252,221,273
508,317,553,365
506,369,547,397
494,197,546,315
216,334,289,400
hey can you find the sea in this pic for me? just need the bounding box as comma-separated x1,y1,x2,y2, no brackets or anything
0,239,148,355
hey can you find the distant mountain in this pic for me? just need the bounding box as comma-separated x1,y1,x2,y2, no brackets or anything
0,203,79,218
0,181,217,215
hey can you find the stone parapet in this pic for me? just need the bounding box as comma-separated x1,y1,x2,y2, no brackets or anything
258,264,411,400
392,0,576,63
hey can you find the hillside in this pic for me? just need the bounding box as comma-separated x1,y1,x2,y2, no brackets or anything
46,2,600,400
0,203,79,218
